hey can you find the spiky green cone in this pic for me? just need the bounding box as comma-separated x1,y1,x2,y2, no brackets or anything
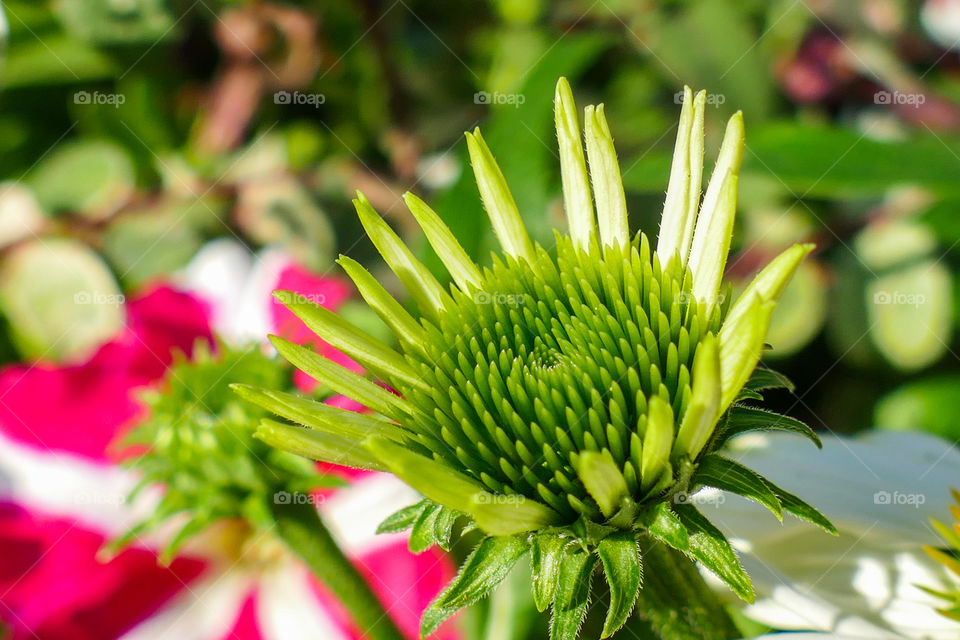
240,79,836,639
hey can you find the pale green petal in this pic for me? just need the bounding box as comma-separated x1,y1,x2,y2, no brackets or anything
584,104,629,248
554,77,595,250
641,396,674,491
688,112,744,307
685,91,706,255
337,255,429,357
465,129,536,263
365,435,486,512
717,295,776,414
724,243,815,332
575,450,630,518
468,493,562,535
672,333,721,460
403,191,482,290
256,419,386,470
354,192,451,318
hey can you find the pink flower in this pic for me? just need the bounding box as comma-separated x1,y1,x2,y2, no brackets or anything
0,240,458,640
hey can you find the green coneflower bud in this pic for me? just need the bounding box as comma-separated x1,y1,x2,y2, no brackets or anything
239,78,835,640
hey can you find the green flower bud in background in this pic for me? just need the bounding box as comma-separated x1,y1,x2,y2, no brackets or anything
237,78,836,640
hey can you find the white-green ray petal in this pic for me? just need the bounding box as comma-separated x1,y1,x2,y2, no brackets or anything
717,294,775,414
640,396,674,491
465,129,536,263
256,419,386,470
354,192,451,318
673,332,722,460
724,243,814,332
575,450,630,518
584,104,628,248
468,493,562,536
554,77,595,250
403,191,482,290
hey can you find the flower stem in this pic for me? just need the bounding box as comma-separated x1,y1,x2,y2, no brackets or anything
633,539,740,640
272,501,406,640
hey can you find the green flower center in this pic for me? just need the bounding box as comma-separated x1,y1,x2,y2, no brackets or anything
399,233,721,523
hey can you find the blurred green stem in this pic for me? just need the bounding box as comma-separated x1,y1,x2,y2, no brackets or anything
272,501,406,640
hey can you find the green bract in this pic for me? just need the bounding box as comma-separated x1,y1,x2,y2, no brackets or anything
241,78,835,639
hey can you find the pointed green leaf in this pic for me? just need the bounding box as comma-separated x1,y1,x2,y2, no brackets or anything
759,474,837,535
598,532,642,638
377,500,427,534
337,255,428,355
468,492,562,535
269,335,410,422
231,384,400,442
717,405,821,449
365,436,486,513
421,536,529,637
433,506,460,551
554,77,595,250
550,548,596,640
694,454,782,520
641,396,674,491
673,332,721,460
465,129,536,263
642,502,689,552
410,503,442,553
531,534,568,612
403,191,482,290
354,192,451,317
674,504,754,602
745,367,795,392
584,104,628,248
255,419,385,470
575,450,629,518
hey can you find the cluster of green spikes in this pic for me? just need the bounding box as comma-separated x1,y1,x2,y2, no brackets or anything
238,78,836,639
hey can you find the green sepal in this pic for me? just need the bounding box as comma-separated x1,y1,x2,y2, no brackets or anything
255,419,386,470
641,502,689,551
531,533,568,612
269,335,410,422
231,384,400,442
468,493,562,535
694,454,782,520
674,504,754,602
745,367,795,393
410,503,442,553
597,532,642,638
715,405,821,449
421,535,529,637
433,506,460,551
549,547,597,640
758,474,837,535
377,500,427,534
574,450,629,518
365,436,486,513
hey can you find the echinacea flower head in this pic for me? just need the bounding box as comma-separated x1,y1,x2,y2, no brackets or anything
238,78,834,639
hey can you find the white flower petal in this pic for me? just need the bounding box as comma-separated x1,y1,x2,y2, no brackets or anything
321,472,420,556
257,565,346,640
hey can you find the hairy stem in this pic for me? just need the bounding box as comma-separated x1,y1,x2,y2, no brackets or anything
272,501,406,640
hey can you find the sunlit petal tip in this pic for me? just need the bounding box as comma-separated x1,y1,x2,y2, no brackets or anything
554,77,596,250
465,128,536,263
724,242,815,331
689,173,739,306
402,190,482,290
584,103,629,248
717,294,776,413
657,87,695,266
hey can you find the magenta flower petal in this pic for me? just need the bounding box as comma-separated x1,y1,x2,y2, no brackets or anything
0,502,207,640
